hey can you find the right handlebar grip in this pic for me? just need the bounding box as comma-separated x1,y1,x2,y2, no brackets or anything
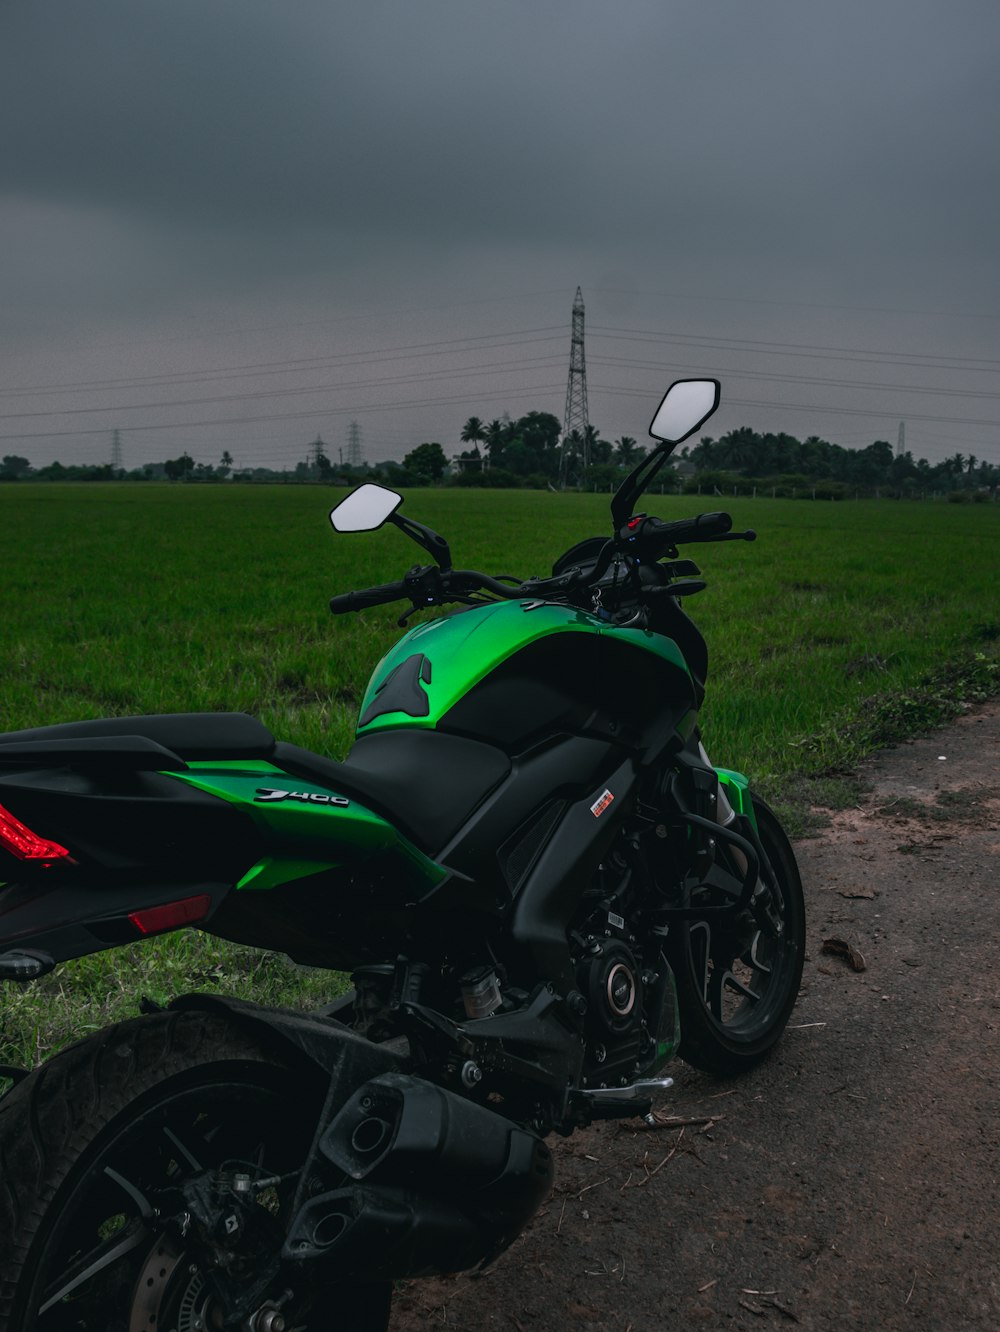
688,510,733,538
329,581,408,614
643,511,733,546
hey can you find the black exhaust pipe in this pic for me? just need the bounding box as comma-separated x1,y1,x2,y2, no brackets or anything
284,1073,552,1279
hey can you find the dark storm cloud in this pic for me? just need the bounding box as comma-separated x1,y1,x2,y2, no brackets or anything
1,0,999,465
5,0,997,272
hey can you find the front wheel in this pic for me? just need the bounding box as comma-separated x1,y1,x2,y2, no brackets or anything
668,795,805,1077
0,1009,391,1331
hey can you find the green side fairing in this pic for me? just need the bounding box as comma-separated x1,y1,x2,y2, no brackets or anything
165,762,446,893
356,600,692,736
715,767,758,832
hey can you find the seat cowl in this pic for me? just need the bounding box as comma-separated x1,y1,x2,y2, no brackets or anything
0,713,275,762
0,736,187,770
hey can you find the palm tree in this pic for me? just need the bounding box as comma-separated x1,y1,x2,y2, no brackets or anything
461,416,486,452
482,419,505,472
583,424,603,469
613,436,640,467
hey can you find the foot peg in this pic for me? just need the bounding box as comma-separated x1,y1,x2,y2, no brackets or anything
580,1075,674,1101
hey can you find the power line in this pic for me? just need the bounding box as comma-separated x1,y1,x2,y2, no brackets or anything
0,354,568,424
590,382,1000,432
588,354,1000,401
590,325,1000,372
0,384,568,443
588,286,1000,324
0,327,567,398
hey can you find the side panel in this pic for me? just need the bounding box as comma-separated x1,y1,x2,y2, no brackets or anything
168,762,446,893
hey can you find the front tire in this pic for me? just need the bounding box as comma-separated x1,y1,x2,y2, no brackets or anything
0,1009,391,1331
668,795,805,1077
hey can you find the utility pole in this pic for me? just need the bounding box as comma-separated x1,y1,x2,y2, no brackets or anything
110,428,123,475
345,420,364,469
560,288,589,487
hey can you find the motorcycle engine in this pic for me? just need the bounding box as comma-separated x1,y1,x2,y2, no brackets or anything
575,937,644,1087
572,907,679,1090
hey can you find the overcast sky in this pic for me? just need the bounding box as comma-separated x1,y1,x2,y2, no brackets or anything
2,0,998,470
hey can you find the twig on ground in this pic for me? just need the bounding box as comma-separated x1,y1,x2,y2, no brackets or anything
635,1111,726,1131
575,1176,610,1200
650,1131,685,1178
739,1298,765,1316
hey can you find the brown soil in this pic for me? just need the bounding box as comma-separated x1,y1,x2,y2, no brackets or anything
390,699,1000,1331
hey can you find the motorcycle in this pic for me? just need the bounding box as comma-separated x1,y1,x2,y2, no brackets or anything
0,378,804,1331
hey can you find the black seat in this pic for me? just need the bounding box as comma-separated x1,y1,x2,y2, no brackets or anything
274,731,511,855
0,714,509,856
0,713,276,762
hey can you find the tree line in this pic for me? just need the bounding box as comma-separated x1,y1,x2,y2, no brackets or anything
686,429,998,496
2,415,995,498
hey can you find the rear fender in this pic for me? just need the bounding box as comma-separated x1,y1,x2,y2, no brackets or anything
167,993,405,1109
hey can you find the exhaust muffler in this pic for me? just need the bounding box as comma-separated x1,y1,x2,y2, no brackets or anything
284,1073,552,1279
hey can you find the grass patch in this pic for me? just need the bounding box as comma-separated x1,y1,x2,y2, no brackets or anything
0,932,349,1069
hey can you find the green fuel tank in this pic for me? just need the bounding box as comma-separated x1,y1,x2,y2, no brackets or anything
354,600,697,753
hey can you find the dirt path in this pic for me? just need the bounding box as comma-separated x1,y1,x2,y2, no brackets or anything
390,700,1000,1331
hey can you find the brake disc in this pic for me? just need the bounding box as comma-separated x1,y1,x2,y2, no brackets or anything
128,1232,214,1332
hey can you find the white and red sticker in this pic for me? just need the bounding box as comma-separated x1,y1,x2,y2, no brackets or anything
590,788,615,817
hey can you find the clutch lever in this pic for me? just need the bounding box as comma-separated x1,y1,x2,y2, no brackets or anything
713,529,757,542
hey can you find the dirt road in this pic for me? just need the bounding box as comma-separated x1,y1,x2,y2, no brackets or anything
390,700,1000,1331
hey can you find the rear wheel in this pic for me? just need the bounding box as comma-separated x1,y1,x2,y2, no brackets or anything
0,1010,391,1331
668,795,805,1076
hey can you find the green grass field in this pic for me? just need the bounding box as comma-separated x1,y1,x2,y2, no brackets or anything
1,484,998,1067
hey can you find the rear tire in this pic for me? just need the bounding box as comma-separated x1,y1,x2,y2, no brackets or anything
0,1009,391,1331
668,795,805,1077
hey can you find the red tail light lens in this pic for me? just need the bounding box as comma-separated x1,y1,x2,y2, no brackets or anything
128,894,212,937
0,802,73,866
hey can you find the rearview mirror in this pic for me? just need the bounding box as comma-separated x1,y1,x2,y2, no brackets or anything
649,379,720,444
329,483,403,533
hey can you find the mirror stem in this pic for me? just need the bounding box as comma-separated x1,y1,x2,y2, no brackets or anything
388,512,452,571
611,447,672,530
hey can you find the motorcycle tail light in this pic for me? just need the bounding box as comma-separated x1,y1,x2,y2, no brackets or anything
0,802,73,866
128,894,212,937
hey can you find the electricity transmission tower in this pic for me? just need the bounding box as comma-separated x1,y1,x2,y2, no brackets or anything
345,420,364,468
896,421,905,458
308,436,328,471
560,288,589,486
110,429,123,474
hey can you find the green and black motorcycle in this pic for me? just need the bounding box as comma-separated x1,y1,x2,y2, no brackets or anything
0,379,804,1331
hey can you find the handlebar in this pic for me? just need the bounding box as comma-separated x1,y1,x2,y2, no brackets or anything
330,567,525,617
330,511,755,619
329,580,409,614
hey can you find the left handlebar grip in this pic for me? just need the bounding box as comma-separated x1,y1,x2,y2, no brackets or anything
329,581,408,614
